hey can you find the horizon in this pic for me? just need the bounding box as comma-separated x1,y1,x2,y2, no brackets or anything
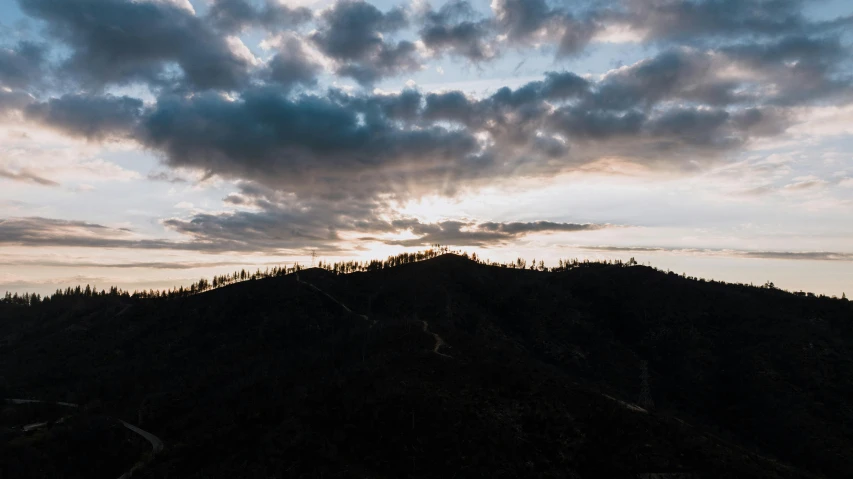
2,248,848,300
2,0,853,297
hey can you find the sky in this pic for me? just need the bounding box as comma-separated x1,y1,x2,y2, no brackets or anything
1,0,853,297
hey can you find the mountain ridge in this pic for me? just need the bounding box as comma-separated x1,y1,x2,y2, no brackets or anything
2,254,852,478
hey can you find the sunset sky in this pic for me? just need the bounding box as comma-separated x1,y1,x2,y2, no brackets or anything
1,0,852,296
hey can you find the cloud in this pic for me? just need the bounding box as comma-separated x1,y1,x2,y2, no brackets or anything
609,0,840,44
309,0,420,84
0,216,257,252
783,178,829,191
0,41,46,90
9,0,850,95
206,0,313,33
742,251,853,261
734,173,849,196
11,35,839,204
383,219,608,247
0,216,200,250
160,183,393,251
147,171,187,183
124,47,833,204
19,0,252,90
418,0,495,61
491,0,599,56
0,217,129,246
265,34,323,89
578,245,853,262
3,0,852,262
0,258,253,269
148,182,613,252
587,48,742,110
138,86,482,201
25,94,143,140
720,35,852,106
165,210,610,251
0,167,58,186
479,221,607,235
0,88,34,116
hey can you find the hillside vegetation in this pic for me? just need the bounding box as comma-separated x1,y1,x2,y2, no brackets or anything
1,254,852,478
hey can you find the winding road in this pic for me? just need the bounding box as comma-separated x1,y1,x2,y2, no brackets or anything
4,398,163,478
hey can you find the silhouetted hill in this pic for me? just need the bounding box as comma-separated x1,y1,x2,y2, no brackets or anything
2,254,852,478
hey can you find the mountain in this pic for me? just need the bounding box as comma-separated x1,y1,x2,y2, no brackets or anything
1,254,852,478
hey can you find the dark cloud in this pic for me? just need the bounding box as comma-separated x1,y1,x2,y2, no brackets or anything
0,40,46,89
647,108,733,147
491,0,599,56
418,0,495,61
540,71,593,100
0,168,58,186
0,217,127,247
492,0,555,40
266,35,322,89
2,1,848,229
139,86,482,200
479,221,606,235
362,88,424,122
207,0,312,32
152,182,612,252
0,88,34,116
163,207,342,251
158,184,380,251
423,90,478,125
576,41,849,113
721,35,852,105
486,0,852,61
14,44,828,199
384,219,608,247
8,0,849,95
0,210,609,254
19,0,251,90
612,0,810,43
0,216,270,252
2,0,851,261
585,48,741,111
25,94,143,140
309,0,418,84
126,48,825,204
312,0,408,57
548,107,644,140
161,182,392,252
335,40,420,85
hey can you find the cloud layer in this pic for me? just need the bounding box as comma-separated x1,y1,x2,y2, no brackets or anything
2,0,852,254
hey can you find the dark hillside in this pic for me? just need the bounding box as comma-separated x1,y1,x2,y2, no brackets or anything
1,254,851,478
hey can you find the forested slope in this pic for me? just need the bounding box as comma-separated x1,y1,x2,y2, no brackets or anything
2,255,851,478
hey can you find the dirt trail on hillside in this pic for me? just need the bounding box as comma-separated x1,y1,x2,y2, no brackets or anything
295,272,376,327
293,273,453,358
421,320,452,358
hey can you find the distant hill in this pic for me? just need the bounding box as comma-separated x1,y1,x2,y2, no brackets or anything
1,254,852,478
